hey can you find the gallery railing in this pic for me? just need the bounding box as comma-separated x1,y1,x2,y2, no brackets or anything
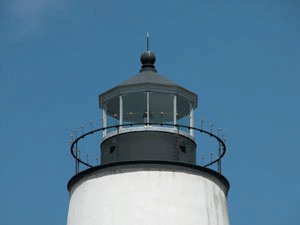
69,123,227,175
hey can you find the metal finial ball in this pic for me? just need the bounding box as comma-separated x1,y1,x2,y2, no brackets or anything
140,51,156,65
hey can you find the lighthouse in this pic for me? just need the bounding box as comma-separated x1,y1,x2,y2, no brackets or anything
67,49,230,225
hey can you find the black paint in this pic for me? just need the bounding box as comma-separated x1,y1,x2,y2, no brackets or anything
101,131,196,165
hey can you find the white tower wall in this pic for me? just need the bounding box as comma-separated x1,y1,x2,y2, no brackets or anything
67,167,229,225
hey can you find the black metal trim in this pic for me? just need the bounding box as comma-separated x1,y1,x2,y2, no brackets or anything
70,123,226,170
67,160,230,195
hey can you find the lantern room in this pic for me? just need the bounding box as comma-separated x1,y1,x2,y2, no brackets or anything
98,51,198,165
99,51,198,137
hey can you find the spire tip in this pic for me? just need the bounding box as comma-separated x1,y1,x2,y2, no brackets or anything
146,32,149,51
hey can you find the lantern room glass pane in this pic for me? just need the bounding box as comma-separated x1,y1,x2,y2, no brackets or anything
123,92,147,124
105,96,120,133
149,92,174,124
177,96,191,133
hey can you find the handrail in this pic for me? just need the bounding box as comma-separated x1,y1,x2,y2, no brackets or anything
70,123,226,173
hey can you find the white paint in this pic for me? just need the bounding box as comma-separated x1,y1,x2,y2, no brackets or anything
189,104,194,136
173,95,177,125
146,91,150,123
102,104,107,137
119,95,123,126
67,169,230,225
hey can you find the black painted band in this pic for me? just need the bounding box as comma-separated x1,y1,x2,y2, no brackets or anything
67,160,230,195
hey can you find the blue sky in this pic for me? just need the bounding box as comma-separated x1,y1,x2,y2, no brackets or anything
1,0,300,224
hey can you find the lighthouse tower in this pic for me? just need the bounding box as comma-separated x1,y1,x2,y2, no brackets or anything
67,49,230,225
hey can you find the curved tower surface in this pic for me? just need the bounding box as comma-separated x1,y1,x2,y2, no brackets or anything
67,50,230,225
